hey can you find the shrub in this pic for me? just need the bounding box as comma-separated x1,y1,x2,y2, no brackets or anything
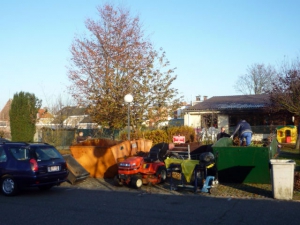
120,126,195,145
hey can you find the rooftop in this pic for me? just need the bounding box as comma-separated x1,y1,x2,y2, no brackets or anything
187,94,269,111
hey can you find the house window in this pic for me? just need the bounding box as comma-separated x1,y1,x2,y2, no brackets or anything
229,114,267,127
201,113,218,128
0,121,7,127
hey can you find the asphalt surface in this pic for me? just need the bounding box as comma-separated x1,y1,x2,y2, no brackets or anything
60,176,300,200
0,180,299,225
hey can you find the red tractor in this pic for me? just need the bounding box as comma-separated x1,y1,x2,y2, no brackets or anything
114,147,169,188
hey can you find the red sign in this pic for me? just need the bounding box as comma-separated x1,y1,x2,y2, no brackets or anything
173,135,185,144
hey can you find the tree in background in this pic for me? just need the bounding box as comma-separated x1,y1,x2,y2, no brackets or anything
9,92,42,142
234,63,277,95
267,56,300,149
67,3,182,136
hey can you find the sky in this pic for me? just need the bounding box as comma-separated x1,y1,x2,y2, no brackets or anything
1,0,300,109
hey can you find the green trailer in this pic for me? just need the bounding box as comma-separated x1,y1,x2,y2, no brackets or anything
212,137,279,184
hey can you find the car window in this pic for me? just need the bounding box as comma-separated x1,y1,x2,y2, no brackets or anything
0,147,7,162
10,147,30,161
34,147,63,161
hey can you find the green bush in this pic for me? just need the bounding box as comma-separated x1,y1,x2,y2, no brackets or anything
120,126,195,145
166,126,195,143
10,92,41,142
144,129,169,144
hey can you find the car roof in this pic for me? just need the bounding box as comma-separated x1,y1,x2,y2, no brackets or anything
0,138,10,142
0,142,52,147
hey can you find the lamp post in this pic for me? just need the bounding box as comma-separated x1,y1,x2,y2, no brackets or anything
124,94,133,140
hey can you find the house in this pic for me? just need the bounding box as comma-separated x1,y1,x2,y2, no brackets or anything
0,100,12,139
36,108,54,127
35,106,99,143
183,94,294,141
36,106,97,130
0,100,98,141
1,95,295,142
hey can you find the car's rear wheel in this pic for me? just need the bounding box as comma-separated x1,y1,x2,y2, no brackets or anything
38,185,54,191
1,176,18,196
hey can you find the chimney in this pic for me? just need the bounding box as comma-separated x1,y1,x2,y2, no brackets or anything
203,96,208,101
196,95,201,101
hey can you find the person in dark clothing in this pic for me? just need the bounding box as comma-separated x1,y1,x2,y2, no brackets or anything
230,120,253,146
149,142,175,161
216,127,230,140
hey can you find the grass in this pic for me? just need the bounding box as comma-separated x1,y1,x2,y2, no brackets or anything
278,143,300,167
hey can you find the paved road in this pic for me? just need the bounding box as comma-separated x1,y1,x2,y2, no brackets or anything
0,184,299,225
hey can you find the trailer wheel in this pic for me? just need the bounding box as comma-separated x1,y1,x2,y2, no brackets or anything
113,175,123,186
190,170,202,186
131,177,143,189
156,166,167,183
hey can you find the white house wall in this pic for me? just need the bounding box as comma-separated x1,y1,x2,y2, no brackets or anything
184,111,225,129
184,112,201,128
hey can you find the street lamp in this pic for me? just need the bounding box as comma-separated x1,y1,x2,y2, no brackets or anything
124,93,133,140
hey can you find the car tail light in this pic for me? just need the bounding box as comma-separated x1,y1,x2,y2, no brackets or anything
30,158,38,172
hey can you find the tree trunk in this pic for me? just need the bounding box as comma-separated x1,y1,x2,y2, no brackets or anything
295,134,300,150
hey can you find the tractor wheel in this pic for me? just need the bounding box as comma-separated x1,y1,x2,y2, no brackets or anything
156,166,167,183
113,175,123,186
190,170,202,186
130,177,143,189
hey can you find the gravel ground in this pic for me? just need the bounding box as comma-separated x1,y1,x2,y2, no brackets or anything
60,176,300,201
59,148,300,201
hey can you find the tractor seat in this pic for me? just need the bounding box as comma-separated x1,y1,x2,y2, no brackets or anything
144,148,160,162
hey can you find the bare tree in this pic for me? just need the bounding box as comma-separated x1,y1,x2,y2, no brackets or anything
234,63,277,95
36,94,76,146
47,95,75,127
267,56,300,149
67,3,182,134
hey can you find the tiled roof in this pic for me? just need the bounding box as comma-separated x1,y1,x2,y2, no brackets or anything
187,94,269,111
80,116,95,124
51,106,95,126
38,109,53,119
57,106,87,116
0,99,12,121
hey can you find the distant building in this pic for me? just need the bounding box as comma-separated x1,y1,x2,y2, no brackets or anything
0,100,12,139
183,94,294,140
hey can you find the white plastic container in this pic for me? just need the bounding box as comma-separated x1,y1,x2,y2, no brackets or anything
270,159,296,200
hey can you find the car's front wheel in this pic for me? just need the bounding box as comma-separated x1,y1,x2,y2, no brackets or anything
1,176,18,196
